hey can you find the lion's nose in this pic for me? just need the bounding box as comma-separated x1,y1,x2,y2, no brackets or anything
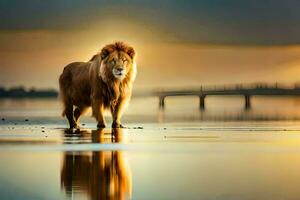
116,67,124,72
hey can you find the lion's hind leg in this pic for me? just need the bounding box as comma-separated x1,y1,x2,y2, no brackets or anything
74,106,88,125
64,101,77,129
59,70,77,129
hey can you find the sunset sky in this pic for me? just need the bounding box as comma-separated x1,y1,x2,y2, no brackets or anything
1,0,300,89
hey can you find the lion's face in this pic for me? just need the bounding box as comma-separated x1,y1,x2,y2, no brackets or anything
106,51,132,80
98,42,136,82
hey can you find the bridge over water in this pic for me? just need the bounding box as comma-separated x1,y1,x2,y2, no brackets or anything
151,84,300,110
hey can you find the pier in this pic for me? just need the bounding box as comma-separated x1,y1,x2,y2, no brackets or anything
154,84,300,110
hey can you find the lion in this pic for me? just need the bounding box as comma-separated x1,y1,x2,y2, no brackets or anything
59,42,136,129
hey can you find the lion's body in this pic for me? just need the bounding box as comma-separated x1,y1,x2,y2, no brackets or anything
59,42,136,129
60,62,92,108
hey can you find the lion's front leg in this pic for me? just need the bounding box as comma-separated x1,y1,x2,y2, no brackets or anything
92,99,106,129
111,98,127,128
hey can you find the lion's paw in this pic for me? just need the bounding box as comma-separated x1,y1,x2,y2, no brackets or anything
112,122,125,128
97,123,106,129
69,122,79,129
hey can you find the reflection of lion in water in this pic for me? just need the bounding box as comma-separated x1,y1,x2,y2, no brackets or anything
59,42,137,129
61,128,132,200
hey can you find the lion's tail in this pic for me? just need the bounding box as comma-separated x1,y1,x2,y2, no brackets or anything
59,69,68,117
61,109,66,117
59,84,66,117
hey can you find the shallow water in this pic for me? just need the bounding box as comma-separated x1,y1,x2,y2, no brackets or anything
2,96,300,121
1,97,300,199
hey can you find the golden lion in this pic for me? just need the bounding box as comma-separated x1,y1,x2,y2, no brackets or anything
59,42,136,129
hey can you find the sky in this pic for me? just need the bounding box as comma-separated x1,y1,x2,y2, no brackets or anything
1,0,300,89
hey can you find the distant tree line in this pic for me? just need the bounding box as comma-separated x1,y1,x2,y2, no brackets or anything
0,86,58,98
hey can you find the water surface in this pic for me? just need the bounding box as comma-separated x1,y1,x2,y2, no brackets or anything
1,97,300,199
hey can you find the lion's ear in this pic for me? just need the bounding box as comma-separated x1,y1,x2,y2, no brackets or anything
100,48,110,60
127,47,135,59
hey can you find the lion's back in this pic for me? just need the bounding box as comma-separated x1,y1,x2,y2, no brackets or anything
59,62,92,106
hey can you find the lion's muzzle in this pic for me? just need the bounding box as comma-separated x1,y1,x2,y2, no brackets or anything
113,67,126,80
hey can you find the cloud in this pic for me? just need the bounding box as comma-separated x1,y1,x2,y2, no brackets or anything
1,0,300,45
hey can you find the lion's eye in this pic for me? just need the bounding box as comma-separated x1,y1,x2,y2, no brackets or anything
110,59,116,65
122,58,128,64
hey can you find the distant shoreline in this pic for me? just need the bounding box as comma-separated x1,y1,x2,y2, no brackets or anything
0,87,58,98
2,83,300,99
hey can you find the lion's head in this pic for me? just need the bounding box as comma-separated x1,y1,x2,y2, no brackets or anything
90,42,136,83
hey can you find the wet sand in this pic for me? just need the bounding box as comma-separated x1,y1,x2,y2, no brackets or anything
1,118,300,200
